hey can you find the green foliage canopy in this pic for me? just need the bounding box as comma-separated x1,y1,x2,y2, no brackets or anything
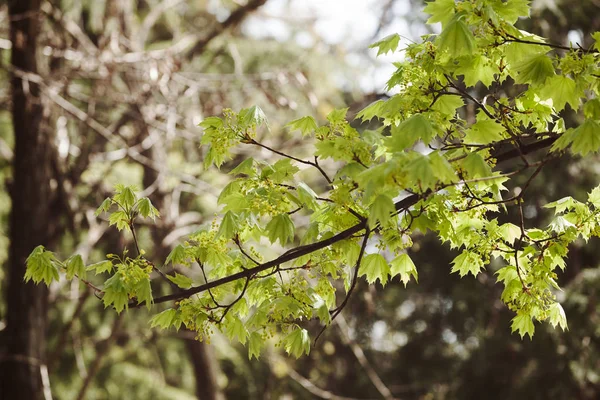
26,0,600,356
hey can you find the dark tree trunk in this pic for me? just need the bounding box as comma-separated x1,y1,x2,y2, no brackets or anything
185,339,224,400
0,0,55,399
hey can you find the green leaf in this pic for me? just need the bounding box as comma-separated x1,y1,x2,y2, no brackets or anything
102,273,129,313
240,105,268,128
548,303,568,330
450,250,484,277
588,186,600,208
66,254,86,280
137,197,160,220
225,315,248,345
423,0,455,26
356,100,385,122
165,244,188,266
248,332,264,359
266,214,295,246
568,120,600,156
150,309,181,330
167,272,194,289
513,54,555,85
271,158,300,182
461,153,492,178
108,210,130,231
431,95,464,115
390,253,418,287
24,245,60,285
297,182,318,210
437,14,476,57
593,31,600,52
386,114,435,151
489,0,530,24
133,278,153,309
283,328,311,358
198,116,223,130
114,185,137,209
498,223,521,244
511,312,535,339
369,194,395,227
286,116,317,136
360,253,391,286
539,75,581,111
495,265,518,284
464,119,506,145
312,295,332,325
429,151,457,184
584,98,600,119
230,158,256,176
407,153,437,189
217,211,238,239
456,54,497,88
369,33,401,56
548,215,576,233
544,196,577,214
86,260,113,274
95,197,112,216
327,108,349,124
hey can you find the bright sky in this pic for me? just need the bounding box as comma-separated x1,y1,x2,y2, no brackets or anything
242,0,428,92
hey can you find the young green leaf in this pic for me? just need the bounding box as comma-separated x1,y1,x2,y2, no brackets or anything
240,105,268,128
548,303,568,330
66,254,86,280
133,278,153,309
437,14,476,57
369,194,395,227
450,250,484,277
217,211,238,239
513,54,555,85
248,332,264,359
539,75,581,112
165,244,188,266
284,328,311,358
150,309,181,330
95,197,113,216
108,210,130,231
511,313,535,339
423,0,455,26
390,253,418,287
266,214,295,246
360,253,391,286
464,119,506,145
114,185,137,209
286,116,318,136
167,272,194,289
137,197,160,220
369,33,401,56
386,114,435,151
86,260,113,274
24,245,60,285
102,273,129,313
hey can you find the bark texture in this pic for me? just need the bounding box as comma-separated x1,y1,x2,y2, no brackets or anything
0,0,55,398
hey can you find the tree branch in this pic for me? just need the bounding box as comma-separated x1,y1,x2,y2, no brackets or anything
185,0,268,60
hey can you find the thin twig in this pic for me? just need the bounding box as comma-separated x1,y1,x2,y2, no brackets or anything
247,138,333,184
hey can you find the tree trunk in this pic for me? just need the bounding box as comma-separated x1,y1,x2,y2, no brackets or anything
0,0,55,399
185,338,224,400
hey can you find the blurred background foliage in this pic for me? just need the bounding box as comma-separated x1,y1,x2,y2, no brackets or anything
0,0,599,399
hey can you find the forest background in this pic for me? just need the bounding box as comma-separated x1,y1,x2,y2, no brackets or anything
1,0,600,399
